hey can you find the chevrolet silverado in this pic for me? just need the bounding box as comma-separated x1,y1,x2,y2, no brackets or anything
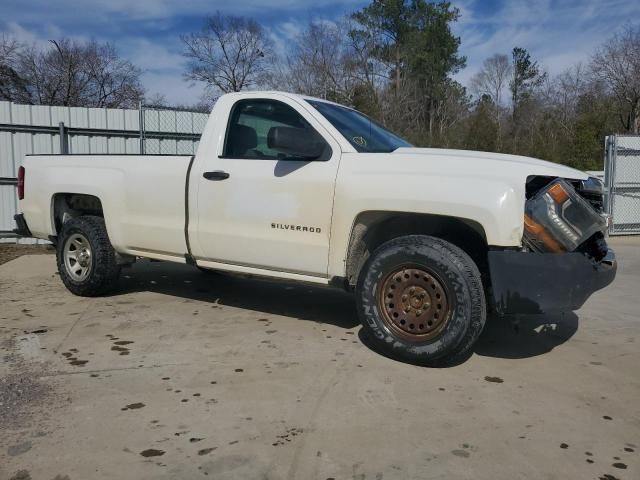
14,91,617,365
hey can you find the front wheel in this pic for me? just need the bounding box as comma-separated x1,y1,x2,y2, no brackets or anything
56,215,120,297
356,235,486,366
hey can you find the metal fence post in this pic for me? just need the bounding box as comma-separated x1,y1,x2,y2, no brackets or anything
608,135,618,233
139,102,145,154
58,122,69,154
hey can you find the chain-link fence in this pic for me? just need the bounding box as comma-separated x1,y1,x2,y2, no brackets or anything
605,135,640,235
140,104,208,155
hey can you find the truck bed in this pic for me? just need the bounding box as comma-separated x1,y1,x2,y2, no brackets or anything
21,154,194,261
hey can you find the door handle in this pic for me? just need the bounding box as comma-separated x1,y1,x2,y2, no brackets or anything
203,170,230,181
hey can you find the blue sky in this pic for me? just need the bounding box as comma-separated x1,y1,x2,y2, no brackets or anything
1,0,639,104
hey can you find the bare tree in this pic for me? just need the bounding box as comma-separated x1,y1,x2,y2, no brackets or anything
591,25,640,133
0,35,30,102
433,80,470,144
470,54,511,109
544,63,588,133
470,54,512,148
16,38,144,107
82,41,145,107
0,35,20,61
181,12,273,97
268,20,358,104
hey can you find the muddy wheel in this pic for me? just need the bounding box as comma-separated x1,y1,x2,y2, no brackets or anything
56,216,120,297
356,235,486,366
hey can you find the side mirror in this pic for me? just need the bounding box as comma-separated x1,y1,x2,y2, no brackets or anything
267,127,326,160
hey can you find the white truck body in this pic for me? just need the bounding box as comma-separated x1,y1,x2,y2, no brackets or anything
14,91,616,364
20,91,588,284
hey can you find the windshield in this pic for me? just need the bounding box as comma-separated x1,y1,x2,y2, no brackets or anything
305,100,413,153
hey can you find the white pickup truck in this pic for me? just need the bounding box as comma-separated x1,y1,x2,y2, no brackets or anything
14,91,616,365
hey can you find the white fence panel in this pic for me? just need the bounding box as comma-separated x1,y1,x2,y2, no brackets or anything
0,101,206,243
0,128,16,233
31,105,51,126
107,108,126,130
0,102,11,123
11,104,32,125
70,135,90,154
50,106,70,126
87,107,108,129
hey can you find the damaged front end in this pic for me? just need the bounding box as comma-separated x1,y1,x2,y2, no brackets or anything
489,176,617,315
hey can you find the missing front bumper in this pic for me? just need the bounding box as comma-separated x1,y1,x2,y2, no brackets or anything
488,249,617,315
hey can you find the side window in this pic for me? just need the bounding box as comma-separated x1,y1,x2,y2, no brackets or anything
223,100,331,160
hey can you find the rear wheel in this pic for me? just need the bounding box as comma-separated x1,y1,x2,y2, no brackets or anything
356,235,486,366
56,216,120,296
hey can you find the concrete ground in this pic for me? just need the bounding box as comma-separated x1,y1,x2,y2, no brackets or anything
0,238,638,480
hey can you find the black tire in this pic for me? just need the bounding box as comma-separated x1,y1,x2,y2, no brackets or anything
356,235,486,366
56,215,120,297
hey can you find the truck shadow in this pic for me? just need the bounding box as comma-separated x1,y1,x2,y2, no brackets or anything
474,312,579,360
112,260,359,329
111,260,579,363
357,312,580,368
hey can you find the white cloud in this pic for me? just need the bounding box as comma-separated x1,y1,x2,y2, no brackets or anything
268,19,303,57
3,0,639,105
0,0,364,24
454,0,640,88
123,38,196,103
1,0,363,105
125,38,185,72
142,70,205,105
4,22,71,48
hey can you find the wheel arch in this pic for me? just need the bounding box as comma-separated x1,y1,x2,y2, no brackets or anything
50,193,105,236
344,211,490,288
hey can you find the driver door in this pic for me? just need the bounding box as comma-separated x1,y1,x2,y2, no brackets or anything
194,98,341,277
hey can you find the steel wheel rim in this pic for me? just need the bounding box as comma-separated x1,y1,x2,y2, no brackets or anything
63,233,92,282
377,265,452,342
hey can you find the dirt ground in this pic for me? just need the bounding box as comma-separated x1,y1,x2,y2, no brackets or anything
0,244,54,266
0,238,638,480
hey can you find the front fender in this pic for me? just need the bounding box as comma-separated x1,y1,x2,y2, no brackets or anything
328,168,526,278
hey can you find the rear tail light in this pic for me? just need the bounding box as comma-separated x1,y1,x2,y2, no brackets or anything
17,166,25,200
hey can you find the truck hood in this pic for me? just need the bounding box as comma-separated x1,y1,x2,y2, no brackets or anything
392,147,588,181
337,148,590,248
